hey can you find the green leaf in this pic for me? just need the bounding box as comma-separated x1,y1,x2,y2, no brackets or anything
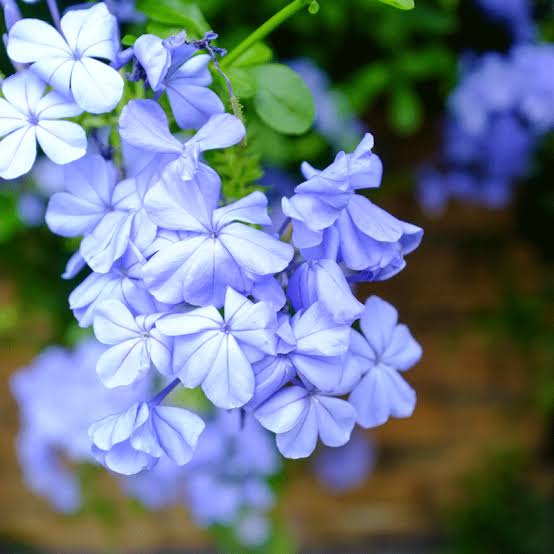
227,67,257,98
388,85,423,134
252,64,315,135
146,21,183,39
377,0,415,9
121,34,137,46
136,0,210,37
231,42,273,68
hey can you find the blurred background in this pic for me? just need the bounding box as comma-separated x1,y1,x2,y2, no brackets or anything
0,0,553,552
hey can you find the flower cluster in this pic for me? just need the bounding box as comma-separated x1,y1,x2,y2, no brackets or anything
419,1,554,211
476,0,535,42
4,2,423,480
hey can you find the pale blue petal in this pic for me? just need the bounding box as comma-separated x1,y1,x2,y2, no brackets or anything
275,399,318,458
96,339,150,387
172,331,223,387
167,82,224,129
360,295,398,357
36,120,87,164
119,99,182,154
346,195,403,242
202,334,255,409
0,98,27,136
382,324,422,371
2,71,45,115
292,301,351,357
156,306,222,336
186,113,245,152
7,19,71,62
349,366,416,428
133,34,170,92
35,91,83,119
254,385,308,434
80,210,134,273
219,223,293,276
0,125,37,179
293,352,343,391
93,299,141,344
71,57,124,113
314,395,356,447
213,191,271,228
150,406,205,465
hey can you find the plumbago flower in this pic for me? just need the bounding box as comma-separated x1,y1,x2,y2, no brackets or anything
5,0,424,502
133,34,224,129
0,71,86,179
7,2,124,113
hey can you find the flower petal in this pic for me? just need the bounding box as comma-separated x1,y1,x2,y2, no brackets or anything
71,57,124,113
8,19,71,63
36,120,87,164
0,125,37,179
167,82,224,129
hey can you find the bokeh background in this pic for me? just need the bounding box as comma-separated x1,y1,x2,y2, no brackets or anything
0,0,553,552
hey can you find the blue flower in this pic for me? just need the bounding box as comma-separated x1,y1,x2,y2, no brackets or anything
46,154,156,273
282,134,382,238
7,2,124,114
143,176,293,307
348,296,422,428
0,71,86,179
11,338,147,509
133,34,224,129
250,302,352,408
287,259,364,324
93,299,173,387
69,253,156,328
156,288,278,409
89,400,205,475
283,134,422,276
119,99,245,185
255,385,357,459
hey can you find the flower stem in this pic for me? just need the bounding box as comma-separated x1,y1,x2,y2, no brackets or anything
150,378,181,405
222,0,314,68
46,0,61,31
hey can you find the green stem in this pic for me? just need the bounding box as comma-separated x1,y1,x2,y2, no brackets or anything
222,0,314,68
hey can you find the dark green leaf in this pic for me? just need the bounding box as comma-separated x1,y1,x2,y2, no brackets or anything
252,64,315,135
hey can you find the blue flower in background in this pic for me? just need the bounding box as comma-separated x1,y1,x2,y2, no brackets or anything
349,296,422,428
89,400,205,475
11,339,146,510
476,0,535,43
419,43,554,210
314,429,375,493
157,288,279,409
0,71,86,179
7,2,124,114
133,34,224,129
